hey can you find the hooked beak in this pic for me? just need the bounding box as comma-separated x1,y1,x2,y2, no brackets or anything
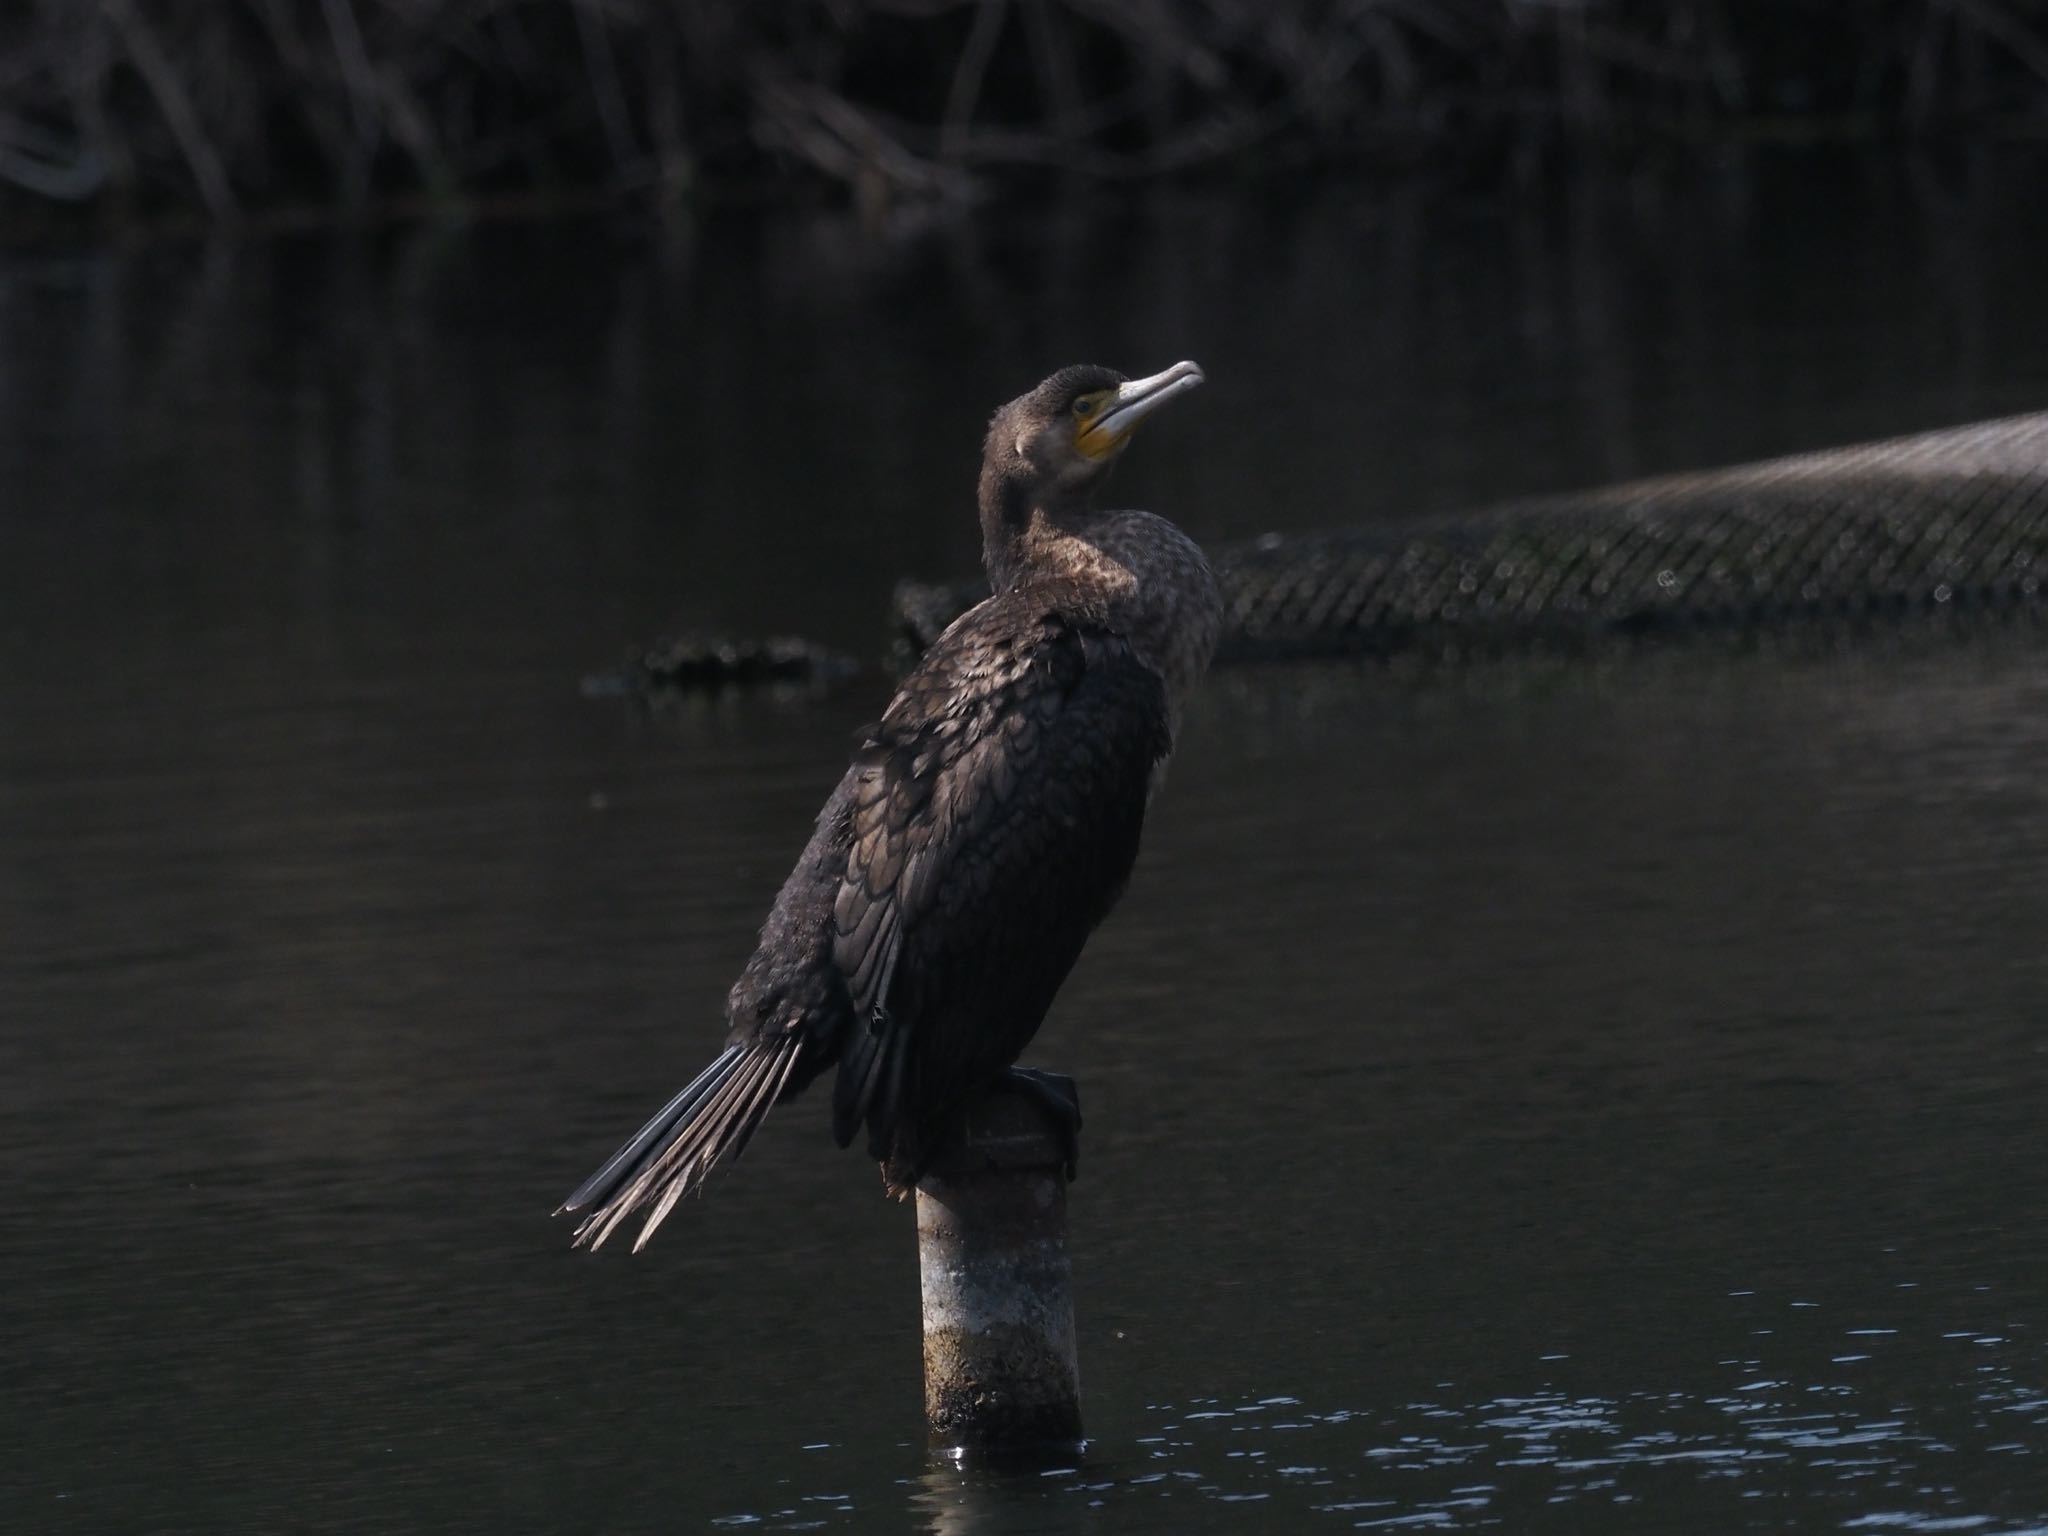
1077,360,1206,459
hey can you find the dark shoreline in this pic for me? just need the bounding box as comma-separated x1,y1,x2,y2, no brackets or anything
4,1,2046,232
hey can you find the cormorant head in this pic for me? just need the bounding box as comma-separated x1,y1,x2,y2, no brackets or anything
983,360,1204,505
979,361,1205,575
983,360,1206,504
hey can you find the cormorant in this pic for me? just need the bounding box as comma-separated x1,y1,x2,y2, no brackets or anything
561,361,1221,1250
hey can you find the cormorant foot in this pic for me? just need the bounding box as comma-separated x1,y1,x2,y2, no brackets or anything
1000,1067,1082,1181
880,1157,918,1202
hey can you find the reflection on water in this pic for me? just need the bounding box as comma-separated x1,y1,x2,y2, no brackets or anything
746,1281,2048,1533
739,1320,2048,1532
4,148,2048,1534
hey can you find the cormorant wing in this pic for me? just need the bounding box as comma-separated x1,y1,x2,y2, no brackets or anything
828,603,1172,1156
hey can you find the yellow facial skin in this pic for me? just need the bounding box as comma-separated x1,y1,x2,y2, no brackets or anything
1072,392,1123,460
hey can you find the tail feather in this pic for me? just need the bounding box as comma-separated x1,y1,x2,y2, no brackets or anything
557,1048,745,1216
629,1049,782,1248
560,1036,803,1251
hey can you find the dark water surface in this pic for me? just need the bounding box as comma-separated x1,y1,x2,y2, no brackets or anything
5,151,2048,1533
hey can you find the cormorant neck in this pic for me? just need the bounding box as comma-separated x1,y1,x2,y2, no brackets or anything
979,461,1096,591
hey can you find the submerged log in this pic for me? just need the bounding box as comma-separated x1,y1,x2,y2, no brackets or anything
582,633,860,697
895,411,2048,663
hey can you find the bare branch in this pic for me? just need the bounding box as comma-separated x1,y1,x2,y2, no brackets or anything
941,0,1009,161
1950,0,2048,90
574,0,638,171
102,0,239,216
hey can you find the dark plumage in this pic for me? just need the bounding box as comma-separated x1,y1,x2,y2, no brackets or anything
561,361,1221,1250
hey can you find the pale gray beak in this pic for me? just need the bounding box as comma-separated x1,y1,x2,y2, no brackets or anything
1080,360,1206,454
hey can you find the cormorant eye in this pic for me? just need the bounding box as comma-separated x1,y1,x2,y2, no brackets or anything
1072,395,1098,419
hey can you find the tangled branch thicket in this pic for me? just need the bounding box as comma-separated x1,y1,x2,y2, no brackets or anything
2,0,2046,221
